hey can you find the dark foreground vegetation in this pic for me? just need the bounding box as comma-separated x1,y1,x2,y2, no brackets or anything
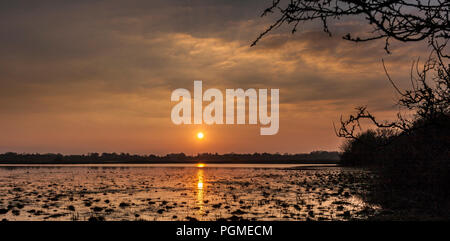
341,116,450,219
335,37,449,219
0,151,339,164
254,0,449,219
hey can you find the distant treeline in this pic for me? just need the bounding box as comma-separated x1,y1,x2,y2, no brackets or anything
0,151,339,164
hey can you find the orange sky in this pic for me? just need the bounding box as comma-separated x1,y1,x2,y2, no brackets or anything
0,0,428,154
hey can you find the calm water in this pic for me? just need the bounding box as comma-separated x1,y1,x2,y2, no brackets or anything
0,164,380,221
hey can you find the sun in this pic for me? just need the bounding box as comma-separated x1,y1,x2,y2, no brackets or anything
196,132,204,139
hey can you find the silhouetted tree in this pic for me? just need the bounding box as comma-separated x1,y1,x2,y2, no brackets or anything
335,53,449,141
254,1,450,214
253,0,449,143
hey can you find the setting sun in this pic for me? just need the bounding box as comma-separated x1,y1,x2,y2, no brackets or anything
196,132,204,139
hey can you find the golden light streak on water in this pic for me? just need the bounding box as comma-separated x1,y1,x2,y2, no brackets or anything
196,168,205,216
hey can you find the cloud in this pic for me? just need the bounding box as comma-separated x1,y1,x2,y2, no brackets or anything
0,0,431,154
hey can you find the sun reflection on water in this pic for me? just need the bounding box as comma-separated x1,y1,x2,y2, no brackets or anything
196,168,205,215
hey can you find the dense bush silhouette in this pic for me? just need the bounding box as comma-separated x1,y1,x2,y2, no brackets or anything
340,115,450,214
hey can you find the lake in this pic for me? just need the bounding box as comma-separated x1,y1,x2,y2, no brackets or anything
0,164,380,221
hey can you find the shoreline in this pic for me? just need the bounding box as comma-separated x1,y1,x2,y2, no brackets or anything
0,163,339,169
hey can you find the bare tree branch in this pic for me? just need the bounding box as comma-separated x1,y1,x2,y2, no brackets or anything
253,0,450,55
254,0,449,143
